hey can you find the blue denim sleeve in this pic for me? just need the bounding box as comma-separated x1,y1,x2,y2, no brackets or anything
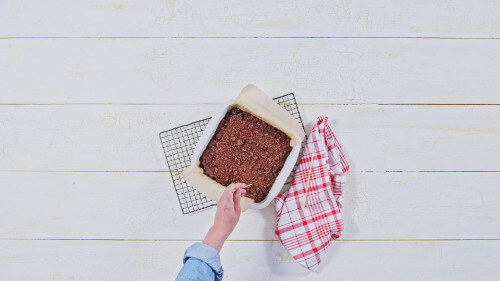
175,243,224,281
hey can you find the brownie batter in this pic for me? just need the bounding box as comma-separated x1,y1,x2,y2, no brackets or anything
200,107,292,202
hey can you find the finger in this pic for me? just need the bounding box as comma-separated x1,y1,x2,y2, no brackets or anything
226,183,239,193
224,185,235,205
219,187,232,206
233,187,242,213
231,183,247,189
237,182,247,188
224,183,244,202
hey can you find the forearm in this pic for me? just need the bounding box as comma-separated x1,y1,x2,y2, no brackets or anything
177,183,244,281
203,183,245,252
202,225,229,252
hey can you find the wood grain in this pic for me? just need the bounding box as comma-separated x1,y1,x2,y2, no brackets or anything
0,240,498,280
0,104,497,171
1,0,498,38
1,1,499,279
1,38,499,104
1,172,498,240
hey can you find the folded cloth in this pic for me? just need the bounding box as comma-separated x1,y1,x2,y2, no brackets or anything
275,116,349,271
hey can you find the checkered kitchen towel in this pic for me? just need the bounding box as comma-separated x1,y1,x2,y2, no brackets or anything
275,116,349,271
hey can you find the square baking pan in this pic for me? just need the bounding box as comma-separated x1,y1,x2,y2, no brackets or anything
188,100,302,209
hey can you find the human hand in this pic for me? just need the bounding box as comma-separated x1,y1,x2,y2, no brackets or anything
202,183,246,252
213,183,246,236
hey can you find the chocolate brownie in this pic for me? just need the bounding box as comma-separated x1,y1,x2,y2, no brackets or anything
200,107,293,202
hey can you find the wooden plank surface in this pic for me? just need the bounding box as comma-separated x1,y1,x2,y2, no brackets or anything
2,1,499,279
0,172,498,240
1,1,499,38
0,240,498,281
0,104,498,172
1,38,499,104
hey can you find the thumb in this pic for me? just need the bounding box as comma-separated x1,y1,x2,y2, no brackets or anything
233,187,243,213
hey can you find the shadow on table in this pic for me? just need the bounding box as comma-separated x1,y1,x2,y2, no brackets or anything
260,202,357,276
258,115,359,275
260,207,311,277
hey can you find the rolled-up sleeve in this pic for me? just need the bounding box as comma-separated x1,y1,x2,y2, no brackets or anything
176,243,224,281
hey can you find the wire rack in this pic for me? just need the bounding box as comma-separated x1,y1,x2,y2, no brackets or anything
159,93,305,214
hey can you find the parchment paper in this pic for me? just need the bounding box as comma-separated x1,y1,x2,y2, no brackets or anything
182,84,306,211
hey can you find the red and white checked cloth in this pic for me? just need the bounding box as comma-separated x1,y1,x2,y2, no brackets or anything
275,116,349,271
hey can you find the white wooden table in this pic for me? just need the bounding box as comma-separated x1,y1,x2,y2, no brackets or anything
1,1,499,280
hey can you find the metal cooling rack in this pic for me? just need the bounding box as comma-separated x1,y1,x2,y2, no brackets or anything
159,93,305,214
